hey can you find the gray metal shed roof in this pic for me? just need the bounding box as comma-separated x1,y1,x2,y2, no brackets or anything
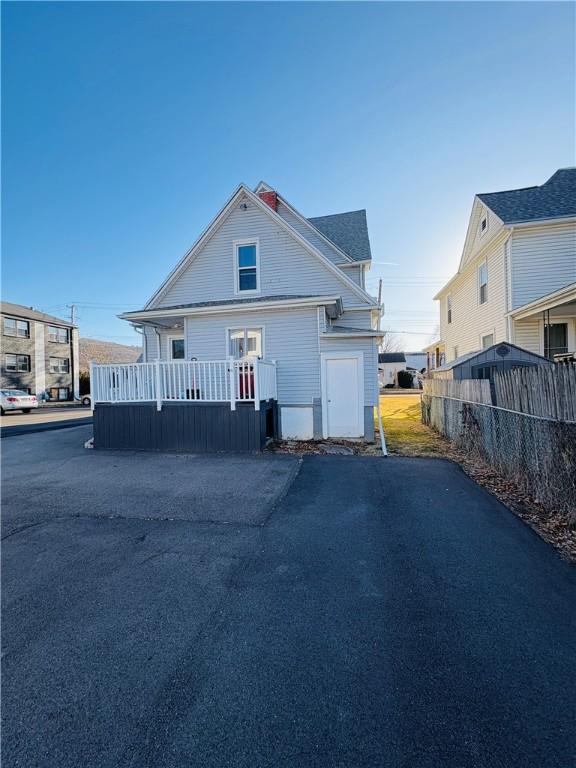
477,168,576,224
378,353,406,364
308,210,372,262
434,342,551,372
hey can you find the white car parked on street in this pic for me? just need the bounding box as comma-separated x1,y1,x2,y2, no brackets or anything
0,389,39,414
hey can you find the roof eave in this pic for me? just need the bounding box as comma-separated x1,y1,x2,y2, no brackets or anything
120,295,343,322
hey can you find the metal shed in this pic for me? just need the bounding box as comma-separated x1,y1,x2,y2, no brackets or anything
431,342,553,380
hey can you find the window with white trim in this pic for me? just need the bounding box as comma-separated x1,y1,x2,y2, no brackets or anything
481,333,494,349
235,242,259,293
49,357,70,373
228,328,262,359
5,354,30,372
3,317,30,338
48,326,69,343
447,295,452,324
169,338,185,359
478,262,488,304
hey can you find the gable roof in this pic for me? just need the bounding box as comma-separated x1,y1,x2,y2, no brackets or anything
308,210,372,262
378,352,406,364
145,184,376,310
0,301,75,327
477,168,576,224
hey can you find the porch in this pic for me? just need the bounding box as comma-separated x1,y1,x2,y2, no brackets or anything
510,282,576,362
90,359,278,452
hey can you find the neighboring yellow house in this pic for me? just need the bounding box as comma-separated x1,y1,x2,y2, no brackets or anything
430,169,576,366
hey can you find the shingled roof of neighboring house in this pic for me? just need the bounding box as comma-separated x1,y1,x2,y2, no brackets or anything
0,301,75,327
378,353,406,364
308,209,372,262
477,168,576,224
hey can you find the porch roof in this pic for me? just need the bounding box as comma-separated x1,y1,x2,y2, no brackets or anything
322,325,384,338
120,294,344,326
508,282,576,320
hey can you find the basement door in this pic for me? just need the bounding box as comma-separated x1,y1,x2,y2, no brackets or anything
321,352,364,438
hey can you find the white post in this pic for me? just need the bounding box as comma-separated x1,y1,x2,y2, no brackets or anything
253,358,260,411
272,360,278,400
228,357,236,411
155,359,162,412
89,361,96,404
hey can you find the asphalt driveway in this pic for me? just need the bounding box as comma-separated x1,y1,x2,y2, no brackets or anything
2,427,575,767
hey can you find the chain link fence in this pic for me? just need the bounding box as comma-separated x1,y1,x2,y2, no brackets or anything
422,394,576,523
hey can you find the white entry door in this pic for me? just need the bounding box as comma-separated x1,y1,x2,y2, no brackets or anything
321,352,364,438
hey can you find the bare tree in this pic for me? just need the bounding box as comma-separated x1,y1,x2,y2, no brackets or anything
379,328,402,353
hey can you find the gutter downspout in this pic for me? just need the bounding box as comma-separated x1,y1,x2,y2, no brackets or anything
133,326,147,362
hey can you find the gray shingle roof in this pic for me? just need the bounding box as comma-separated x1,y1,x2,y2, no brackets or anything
0,301,75,327
325,325,383,337
378,353,406,364
131,295,337,313
308,210,372,262
477,168,576,224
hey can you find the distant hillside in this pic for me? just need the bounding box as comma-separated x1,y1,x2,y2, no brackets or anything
79,338,141,372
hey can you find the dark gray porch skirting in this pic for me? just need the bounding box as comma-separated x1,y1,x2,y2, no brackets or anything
93,400,278,453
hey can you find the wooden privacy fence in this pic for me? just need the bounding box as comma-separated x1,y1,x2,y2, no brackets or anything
422,378,492,404
493,365,576,421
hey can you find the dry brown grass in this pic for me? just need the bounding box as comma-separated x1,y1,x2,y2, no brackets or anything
377,394,446,456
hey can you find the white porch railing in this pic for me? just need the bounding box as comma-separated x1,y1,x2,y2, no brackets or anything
90,358,277,411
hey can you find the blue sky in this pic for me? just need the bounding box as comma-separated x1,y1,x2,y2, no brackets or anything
2,1,574,350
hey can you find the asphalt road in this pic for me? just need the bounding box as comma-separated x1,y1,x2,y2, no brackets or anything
0,406,92,437
2,427,575,767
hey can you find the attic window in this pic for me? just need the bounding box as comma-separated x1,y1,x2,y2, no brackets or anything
234,240,259,294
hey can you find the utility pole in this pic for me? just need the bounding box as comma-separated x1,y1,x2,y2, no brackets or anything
377,278,382,330
67,304,77,401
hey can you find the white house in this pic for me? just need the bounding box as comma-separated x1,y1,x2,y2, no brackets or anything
91,182,383,449
378,352,426,388
429,168,576,366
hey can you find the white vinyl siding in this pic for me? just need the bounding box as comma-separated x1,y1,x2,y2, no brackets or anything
319,335,379,405
331,309,375,330
152,194,364,309
185,307,320,405
460,201,505,270
144,327,175,361
510,222,576,309
343,266,363,286
513,319,541,354
439,236,508,361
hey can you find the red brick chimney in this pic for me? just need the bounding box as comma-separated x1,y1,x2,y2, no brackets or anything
258,190,277,211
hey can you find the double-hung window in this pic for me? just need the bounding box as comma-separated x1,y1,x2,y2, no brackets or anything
228,328,262,359
234,241,259,293
48,326,69,343
5,354,30,372
4,318,30,338
447,295,452,324
49,357,70,373
478,262,488,304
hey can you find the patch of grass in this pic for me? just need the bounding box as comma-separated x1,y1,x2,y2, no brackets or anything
376,394,444,456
